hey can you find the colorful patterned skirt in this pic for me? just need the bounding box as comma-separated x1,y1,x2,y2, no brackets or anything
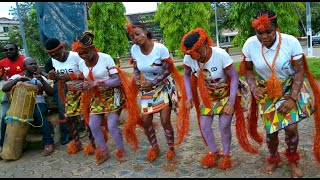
88,86,125,114
65,81,82,117
200,79,250,115
256,78,314,134
140,76,179,115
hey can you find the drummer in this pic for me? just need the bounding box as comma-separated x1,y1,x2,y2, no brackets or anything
2,57,55,156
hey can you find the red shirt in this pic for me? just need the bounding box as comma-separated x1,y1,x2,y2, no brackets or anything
0,55,25,81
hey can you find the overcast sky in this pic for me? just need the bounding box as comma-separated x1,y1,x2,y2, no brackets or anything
0,2,158,19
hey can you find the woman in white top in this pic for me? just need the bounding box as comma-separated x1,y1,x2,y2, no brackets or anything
127,22,188,163
72,31,140,165
240,9,320,178
181,27,255,170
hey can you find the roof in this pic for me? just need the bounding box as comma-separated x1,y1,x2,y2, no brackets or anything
125,10,156,16
221,29,238,37
0,17,19,25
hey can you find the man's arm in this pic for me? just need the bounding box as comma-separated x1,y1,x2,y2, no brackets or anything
2,76,30,92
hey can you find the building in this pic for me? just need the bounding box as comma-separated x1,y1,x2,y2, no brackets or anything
125,10,162,41
221,29,238,44
0,17,19,41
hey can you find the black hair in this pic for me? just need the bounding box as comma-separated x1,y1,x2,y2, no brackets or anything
45,38,61,51
255,9,277,26
76,31,94,46
5,43,18,50
130,22,153,39
183,32,200,50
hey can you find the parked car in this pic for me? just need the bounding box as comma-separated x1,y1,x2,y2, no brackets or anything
313,31,320,46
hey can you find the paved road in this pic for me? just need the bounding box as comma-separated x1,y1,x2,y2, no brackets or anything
0,83,320,178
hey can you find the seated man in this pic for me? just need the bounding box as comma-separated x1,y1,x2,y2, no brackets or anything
2,57,55,156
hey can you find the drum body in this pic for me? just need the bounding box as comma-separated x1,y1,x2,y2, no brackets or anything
2,82,38,160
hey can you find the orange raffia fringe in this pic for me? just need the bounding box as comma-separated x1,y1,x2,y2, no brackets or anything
218,155,233,170
83,143,95,155
284,149,301,162
200,152,216,168
126,23,135,33
197,68,213,108
95,148,108,161
301,54,320,163
58,80,66,104
266,73,282,99
147,146,160,162
67,140,79,154
252,14,276,31
180,27,214,59
80,91,90,125
248,94,264,145
266,152,281,164
116,67,140,151
116,149,125,158
69,72,78,81
72,41,99,53
235,96,259,154
239,58,247,76
101,125,108,143
165,150,175,161
192,74,207,145
163,57,190,146
71,41,83,52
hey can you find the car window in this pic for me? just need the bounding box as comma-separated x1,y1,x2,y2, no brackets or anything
316,32,320,36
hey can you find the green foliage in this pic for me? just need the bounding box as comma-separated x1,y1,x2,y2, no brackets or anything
295,2,320,36
0,41,8,59
154,2,213,52
209,2,234,43
229,2,304,47
7,2,49,65
88,2,129,59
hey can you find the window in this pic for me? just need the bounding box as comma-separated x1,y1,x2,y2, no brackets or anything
3,27,9,33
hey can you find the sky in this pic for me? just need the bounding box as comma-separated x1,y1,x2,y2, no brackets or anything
0,2,158,19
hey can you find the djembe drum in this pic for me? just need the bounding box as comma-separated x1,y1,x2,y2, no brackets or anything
2,82,38,160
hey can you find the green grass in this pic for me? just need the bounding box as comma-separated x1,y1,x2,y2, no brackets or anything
176,58,320,78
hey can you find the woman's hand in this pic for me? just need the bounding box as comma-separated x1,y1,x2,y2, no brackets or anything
223,104,234,116
139,81,154,92
185,98,194,109
60,75,71,82
48,70,59,81
82,81,94,90
277,98,296,115
252,87,266,100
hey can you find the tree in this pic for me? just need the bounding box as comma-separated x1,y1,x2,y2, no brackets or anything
295,2,320,36
229,2,305,47
8,2,48,65
154,2,213,54
88,2,128,59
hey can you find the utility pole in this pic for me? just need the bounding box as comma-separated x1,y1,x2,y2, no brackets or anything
16,2,29,57
306,2,313,57
214,2,219,47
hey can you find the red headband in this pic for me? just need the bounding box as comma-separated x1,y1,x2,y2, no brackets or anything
180,28,214,58
126,23,144,34
252,14,277,31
